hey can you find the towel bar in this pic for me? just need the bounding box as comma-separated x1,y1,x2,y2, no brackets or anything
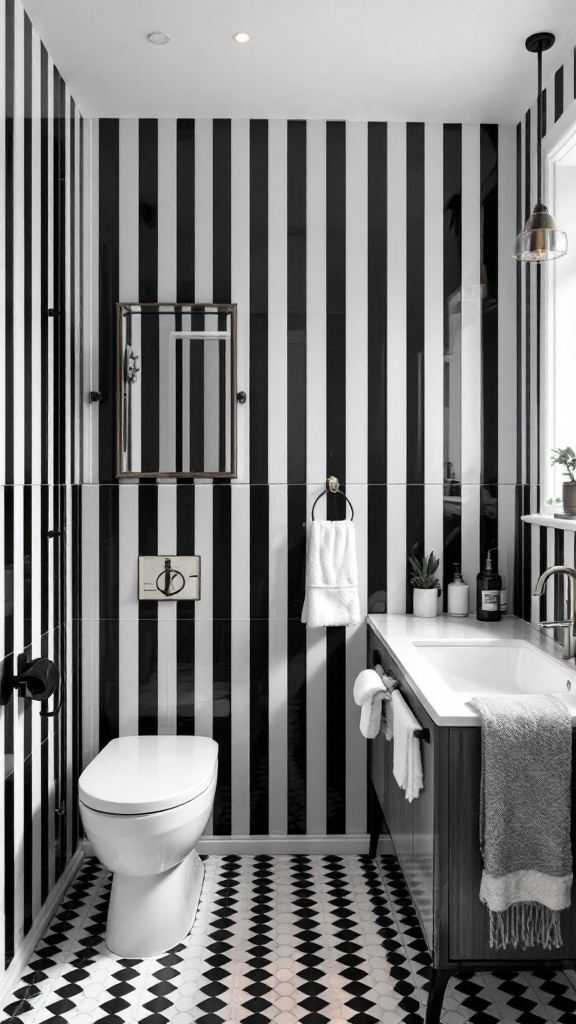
373,652,431,743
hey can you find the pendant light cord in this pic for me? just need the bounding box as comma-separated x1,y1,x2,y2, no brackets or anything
532,44,537,203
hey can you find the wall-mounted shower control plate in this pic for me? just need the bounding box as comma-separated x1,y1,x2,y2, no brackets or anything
138,556,201,601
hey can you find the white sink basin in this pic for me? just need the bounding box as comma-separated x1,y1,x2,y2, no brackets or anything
367,615,576,726
413,641,576,698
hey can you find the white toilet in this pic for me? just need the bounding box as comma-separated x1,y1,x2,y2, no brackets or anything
79,734,218,958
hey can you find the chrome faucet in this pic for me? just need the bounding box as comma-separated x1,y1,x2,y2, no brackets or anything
533,565,576,659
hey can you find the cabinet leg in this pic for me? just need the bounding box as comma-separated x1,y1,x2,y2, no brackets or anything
425,969,451,1024
368,781,384,859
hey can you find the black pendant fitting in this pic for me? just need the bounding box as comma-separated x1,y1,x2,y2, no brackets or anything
526,32,555,53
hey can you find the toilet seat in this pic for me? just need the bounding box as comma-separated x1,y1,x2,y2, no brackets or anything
79,735,218,815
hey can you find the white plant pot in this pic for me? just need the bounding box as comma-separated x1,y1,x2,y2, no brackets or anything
413,587,439,618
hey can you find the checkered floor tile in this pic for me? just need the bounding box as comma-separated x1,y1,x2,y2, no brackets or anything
1,854,576,1024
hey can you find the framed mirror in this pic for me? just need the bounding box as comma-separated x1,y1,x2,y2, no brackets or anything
116,302,237,478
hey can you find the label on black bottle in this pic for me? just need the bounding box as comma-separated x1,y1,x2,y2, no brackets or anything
481,590,500,611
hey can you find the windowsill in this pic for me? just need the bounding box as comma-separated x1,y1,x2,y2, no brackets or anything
521,513,576,532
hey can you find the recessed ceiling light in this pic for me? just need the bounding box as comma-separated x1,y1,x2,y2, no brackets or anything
233,31,251,44
147,31,170,46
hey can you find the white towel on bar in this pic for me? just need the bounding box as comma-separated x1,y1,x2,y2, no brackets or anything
353,669,390,739
301,520,361,628
375,665,396,740
391,690,424,803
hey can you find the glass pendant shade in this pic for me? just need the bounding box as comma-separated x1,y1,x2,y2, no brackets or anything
513,32,567,262
514,202,568,262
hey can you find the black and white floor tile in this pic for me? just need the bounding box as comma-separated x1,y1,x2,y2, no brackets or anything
2,855,576,1024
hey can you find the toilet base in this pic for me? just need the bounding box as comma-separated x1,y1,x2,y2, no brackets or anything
105,849,204,958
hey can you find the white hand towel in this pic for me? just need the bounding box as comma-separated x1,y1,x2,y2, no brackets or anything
301,520,361,628
353,669,390,739
391,690,424,803
375,665,396,740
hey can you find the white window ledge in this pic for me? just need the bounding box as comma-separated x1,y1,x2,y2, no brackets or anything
521,513,576,532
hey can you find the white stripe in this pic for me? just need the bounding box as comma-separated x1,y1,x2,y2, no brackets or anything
461,484,480,619
268,120,287,484
306,121,326,484
305,486,326,834
157,119,176,300
461,124,481,485
194,484,213,730
118,485,139,735
497,484,515,616
498,125,518,485
64,86,72,483
231,119,250,483
387,483,407,613
31,29,41,484
195,120,213,301
157,486,177,734
84,118,99,481
119,119,139,299
345,483,367,834
345,122,367,486
387,122,407,484
12,0,25,484
424,483,444,608
268,485,287,834
231,486,250,834
46,58,54,484
529,102,539,490
424,123,444,485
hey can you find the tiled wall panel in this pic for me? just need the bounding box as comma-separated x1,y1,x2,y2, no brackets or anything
0,0,83,982
82,116,518,838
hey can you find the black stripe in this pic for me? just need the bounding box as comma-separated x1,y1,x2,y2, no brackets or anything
69,97,76,479
212,483,231,834
368,485,387,613
23,485,31,646
405,486,424,614
138,485,158,735
250,486,269,835
367,122,387,485
5,0,14,486
406,123,425,487
213,119,231,302
249,121,268,484
287,486,306,833
98,119,119,483
4,488,13,658
481,124,498,487
325,121,347,833
139,120,159,473
176,120,195,302
574,47,576,101
555,65,564,123
54,71,66,486
287,121,307,485
442,124,462,605
176,484,195,734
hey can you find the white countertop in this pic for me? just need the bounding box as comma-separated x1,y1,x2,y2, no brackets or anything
367,613,576,726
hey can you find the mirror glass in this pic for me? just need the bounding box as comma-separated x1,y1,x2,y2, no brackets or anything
117,303,237,478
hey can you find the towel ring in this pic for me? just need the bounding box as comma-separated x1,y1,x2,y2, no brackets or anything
311,476,355,521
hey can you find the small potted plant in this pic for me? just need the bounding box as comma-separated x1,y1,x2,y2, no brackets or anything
551,447,576,516
408,552,441,618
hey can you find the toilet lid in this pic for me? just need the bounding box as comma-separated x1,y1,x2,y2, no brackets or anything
79,736,218,814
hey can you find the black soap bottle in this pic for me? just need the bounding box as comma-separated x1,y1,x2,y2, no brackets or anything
476,549,502,622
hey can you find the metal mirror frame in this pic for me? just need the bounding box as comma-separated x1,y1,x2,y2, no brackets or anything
115,301,238,479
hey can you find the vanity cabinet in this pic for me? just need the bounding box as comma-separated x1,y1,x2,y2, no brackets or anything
368,623,576,1022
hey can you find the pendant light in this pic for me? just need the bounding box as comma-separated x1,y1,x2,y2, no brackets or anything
513,32,568,262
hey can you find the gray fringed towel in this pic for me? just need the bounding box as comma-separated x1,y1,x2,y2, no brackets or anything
469,695,573,951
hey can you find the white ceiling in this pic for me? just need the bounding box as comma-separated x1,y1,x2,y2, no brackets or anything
22,0,576,122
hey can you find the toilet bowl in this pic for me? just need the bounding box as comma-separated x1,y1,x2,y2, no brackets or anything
79,734,218,958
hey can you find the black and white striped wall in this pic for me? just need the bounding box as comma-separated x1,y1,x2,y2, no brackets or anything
0,0,83,988
81,116,517,841
516,35,576,624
